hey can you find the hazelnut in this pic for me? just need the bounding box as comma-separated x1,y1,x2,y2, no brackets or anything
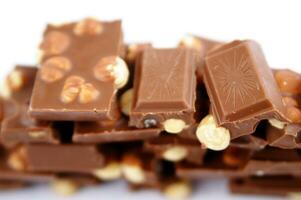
179,34,202,51
283,96,298,107
94,56,129,89
93,162,121,181
120,88,133,115
223,147,245,167
74,18,103,35
287,106,301,123
162,146,188,162
143,118,158,128
268,118,286,129
121,154,145,184
196,115,230,151
163,180,192,200
275,70,301,94
51,179,79,196
163,119,186,134
28,131,46,138
7,70,23,91
61,76,84,103
40,31,70,55
8,147,26,171
79,83,99,104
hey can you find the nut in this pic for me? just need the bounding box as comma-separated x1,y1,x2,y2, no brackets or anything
74,18,103,35
179,34,202,51
120,88,133,115
126,43,151,62
163,119,186,134
162,146,188,162
255,170,265,176
223,147,245,167
40,56,72,83
283,96,299,107
143,118,158,128
268,118,286,129
163,180,192,200
51,179,79,196
275,70,301,94
0,80,11,99
93,162,122,181
61,76,84,103
40,31,70,55
121,154,145,184
287,106,301,123
7,70,23,91
79,83,99,104
28,131,46,138
8,147,26,171
196,115,230,151
94,56,129,89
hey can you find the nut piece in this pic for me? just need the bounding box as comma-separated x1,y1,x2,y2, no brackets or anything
196,115,230,151
163,180,192,200
223,147,246,167
61,76,84,103
94,56,129,89
28,131,47,139
126,43,151,63
51,179,79,196
287,106,301,123
179,34,202,51
120,88,133,115
93,162,122,181
79,83,99,104
40,31,70,55
275,70,301,94
143,118,158,128
74,18,103,35
283,96,299,107
162,146,188,162
0,69,23,99
8,147,26,171
163,119,186,134
121,154,145,184
40,56,72,83
268,118,286,129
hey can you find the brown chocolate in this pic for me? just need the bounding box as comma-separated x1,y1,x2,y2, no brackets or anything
230,135,267,150
73,117,161,143
130,48,197,131
29,19,126,121
204,40,289,139
0,66,59,148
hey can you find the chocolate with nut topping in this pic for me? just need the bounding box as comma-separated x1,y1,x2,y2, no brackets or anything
204,40,289,139
129,48,197,132
29,19,127,121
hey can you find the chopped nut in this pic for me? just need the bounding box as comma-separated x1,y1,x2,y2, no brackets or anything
275,70,301,94
0,80,11,99
268,118,286,129
61,76,84,103
287,106,301,123
163,119,186,134
121,154,145,184
79,83,99,104
74,18,103,35
120,88,133,115
40,31,70,55
94,56,129,89
283,96,299,107
51,179,79,196
7,70,23,91
162,146,188,162
196,115,230,151
143,118,158,128
163,180,192,200
41,56,72,83
179,34,202,51
28,131,46,138
8,148,26,171
255,170,265,176
93,162,121,181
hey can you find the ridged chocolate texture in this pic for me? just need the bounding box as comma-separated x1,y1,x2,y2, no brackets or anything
204,40,289,138
130,48,196,128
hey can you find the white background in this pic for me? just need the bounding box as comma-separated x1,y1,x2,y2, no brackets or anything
0,0,299,199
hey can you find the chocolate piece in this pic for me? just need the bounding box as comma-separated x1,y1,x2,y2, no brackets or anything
0,66,59,148
130,48,197,130
21,144,105,173
73,117,160,143
204,40,289,139
230,135,267,150
29,19,125,121
230,176,301,196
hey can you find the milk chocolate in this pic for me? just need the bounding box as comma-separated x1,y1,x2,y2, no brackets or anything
0,66,59,148
29,19,125,121
204,40,289,139
130,48,197,130
73,117,161,143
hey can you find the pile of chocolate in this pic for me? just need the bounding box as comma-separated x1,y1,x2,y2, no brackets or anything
0,18,301,199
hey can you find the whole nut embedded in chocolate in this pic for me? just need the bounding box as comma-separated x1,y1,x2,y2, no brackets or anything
28,131,47,139
268,118,286,129
40,56,72,83
94,56,129,89
196,115,230,151
179,34,202,51
61,76,84,103
121,155,145,184
163,180,192,200
40,31,70,55
143,118,158,128
74,18,103,35
93,162,121,181
120,88,133,116
51,179,79,196
8,148,26,171
162,146,188,162
79,83,99,104
0,69,24,99
275,70,301,94
163,119,186,134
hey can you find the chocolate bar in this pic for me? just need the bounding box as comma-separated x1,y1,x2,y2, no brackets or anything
130,48,197,134
0,66,59,148
29,19,128,121
200,40,289,145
